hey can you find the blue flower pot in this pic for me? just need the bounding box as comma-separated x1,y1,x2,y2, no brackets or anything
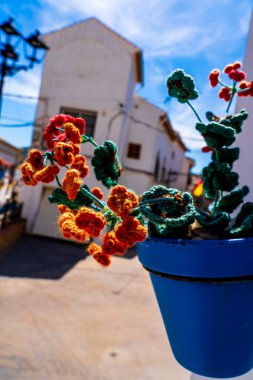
137,237,253,378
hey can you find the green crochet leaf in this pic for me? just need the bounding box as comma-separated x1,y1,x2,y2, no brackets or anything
195,121,236,149
91,140,122,189
196,209,230,231
166,69,198,103
48,186,93,210
220,109,248,134
216,186,249,213
140,185,196,238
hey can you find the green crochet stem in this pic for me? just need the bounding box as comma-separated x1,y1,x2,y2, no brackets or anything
218,80,232,90
186,100,202,123
226,81,236,114
81,135,99,147
55,174,62,188
80,185,106,210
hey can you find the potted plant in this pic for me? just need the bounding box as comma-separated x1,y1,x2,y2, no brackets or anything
20,61,253,378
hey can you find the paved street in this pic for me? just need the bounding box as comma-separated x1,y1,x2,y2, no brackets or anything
0,234,191,380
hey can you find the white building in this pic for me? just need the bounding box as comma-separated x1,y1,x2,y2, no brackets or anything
234,12,253,201
21,18,191,239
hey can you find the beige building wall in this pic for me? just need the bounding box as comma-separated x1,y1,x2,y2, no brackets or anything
21,18,190,238
234,12,253,202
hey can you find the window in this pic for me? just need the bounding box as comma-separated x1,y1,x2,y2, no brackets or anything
154,152,160,181
171,151,175,160
127,143,142,159
60,106,97,137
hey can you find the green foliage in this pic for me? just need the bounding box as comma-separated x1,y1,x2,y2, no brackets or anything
166,69,198,103
48,186,93,210
203,162,239,198
139,186,196,238
91,140,122,189
195,121,235,149
195,209,230,231
219,109,248,134
216,186,249,213
212,147,240,166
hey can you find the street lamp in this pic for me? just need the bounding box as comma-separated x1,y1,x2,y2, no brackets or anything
0,17,49,118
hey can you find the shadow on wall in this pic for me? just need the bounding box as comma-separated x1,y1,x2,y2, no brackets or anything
0,235,138,280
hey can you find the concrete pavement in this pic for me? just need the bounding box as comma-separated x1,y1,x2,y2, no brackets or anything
0,235,191,380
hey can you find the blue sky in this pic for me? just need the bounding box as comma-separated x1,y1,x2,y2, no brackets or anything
0,0,252,172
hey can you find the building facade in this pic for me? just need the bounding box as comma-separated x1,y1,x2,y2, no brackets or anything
21,18,192,238
234,13,253,201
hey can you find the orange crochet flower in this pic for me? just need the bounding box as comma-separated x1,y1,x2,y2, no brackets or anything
91,187,104,200
20,162,37,186
34,165,60,183
58,204,72,214
102,231,128,255
71,155,89,178
87,242,111,267
62,169,82,200
107,185,139,218
27,149,44,170
73,144,81,156
75,207,106,237
64,122,81,144
58,211,87,241
115,216,147,246
54,142,75,166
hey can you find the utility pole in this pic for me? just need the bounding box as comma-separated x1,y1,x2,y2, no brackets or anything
0,17,49,118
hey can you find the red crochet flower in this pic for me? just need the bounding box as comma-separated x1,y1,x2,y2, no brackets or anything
62,169,82,200
107,185,139,218
43,114,86,148
75,207,106,237
209,69,220,87
238,81,253,97
43,114,66,149
223,62,246,82
218,87,231,102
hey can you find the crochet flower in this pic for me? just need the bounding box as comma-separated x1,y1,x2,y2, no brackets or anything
64,122,81,144
218,87,231,102
75,207,106,237
62,169,82,201
54,142,75,166
20,162,37,186
58,211,87,242
87,242,111,267
43,114,66,149
107,185,139,218
115,216,147,246
209,69,220,87
43,114,86,149
101,231,128,255
91,187,104,200
166,69,198,103
238,81,253,97
91,140,122,188
71,155,89,178
27,149,44,170
223,62,246,82
34,165,60,183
